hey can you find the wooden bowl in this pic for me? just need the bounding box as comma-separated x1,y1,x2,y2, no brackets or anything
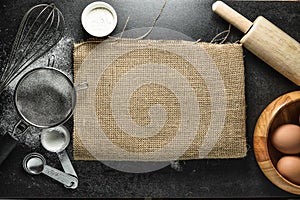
254,91,300,194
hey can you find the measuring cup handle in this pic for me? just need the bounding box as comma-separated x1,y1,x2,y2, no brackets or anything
57,150,78,189
0,133,18,166
43,165,78,189
57,150,77,177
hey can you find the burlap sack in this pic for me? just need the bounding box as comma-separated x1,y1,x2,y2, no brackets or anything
73,39,247,161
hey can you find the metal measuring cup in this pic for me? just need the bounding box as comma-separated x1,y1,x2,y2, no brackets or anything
0,62,76,165
41,125,78,189
0,57,88,166
23,152,78,188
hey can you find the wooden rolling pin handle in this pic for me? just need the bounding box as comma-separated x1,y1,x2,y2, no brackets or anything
212,1,253,33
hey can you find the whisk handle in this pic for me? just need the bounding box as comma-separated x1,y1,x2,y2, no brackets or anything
0,133,18,166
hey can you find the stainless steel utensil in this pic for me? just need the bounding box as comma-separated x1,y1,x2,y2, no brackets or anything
23,152,78,188
0,67,77,165
0,3,64,94
41,125,78,189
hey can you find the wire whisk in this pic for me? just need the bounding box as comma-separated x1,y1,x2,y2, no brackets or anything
0,3,64,94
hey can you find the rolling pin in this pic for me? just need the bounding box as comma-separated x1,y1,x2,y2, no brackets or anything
212,1,300,86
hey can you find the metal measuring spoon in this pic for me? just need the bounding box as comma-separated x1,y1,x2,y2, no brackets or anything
23,153,78,188
41,125,78,188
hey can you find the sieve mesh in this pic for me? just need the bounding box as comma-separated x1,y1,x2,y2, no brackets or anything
15,68,75,127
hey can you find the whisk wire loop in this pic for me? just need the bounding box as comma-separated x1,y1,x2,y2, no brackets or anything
0,3,64,94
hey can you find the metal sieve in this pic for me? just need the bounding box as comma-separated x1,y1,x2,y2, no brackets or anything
15,67,76,127
0,64,81,166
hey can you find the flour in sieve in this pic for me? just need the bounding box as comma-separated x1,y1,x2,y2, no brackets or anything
15,68,75,127
0,36,75,148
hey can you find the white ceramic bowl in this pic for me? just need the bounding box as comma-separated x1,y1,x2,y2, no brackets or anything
81,1,117,37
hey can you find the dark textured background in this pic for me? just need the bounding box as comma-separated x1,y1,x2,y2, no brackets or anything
0,0,299,198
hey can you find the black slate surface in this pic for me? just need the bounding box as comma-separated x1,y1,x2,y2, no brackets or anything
0,0,299,198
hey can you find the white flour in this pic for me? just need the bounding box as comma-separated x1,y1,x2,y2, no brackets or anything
41,128,67,152
0,36,75,148
85,8,115,36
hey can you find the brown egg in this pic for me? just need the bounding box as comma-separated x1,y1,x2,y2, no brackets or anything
277,156,300,185
271,124,300,154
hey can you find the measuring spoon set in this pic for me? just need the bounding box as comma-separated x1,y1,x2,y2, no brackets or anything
23,125,78,189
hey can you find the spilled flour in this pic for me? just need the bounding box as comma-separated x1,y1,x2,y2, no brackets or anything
0,36,75,148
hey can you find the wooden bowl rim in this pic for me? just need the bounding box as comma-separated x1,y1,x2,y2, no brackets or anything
253,91,300,194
